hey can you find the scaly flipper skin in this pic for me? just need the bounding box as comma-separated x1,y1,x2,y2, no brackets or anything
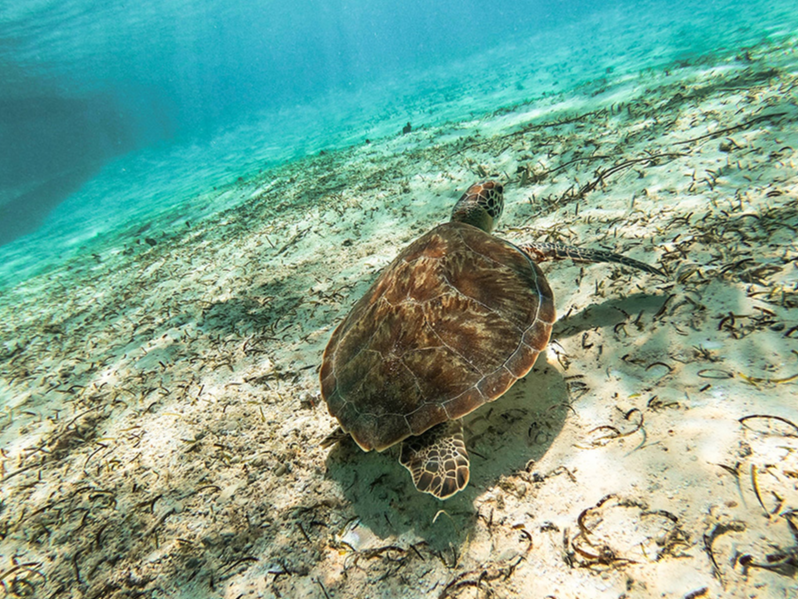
519,242,664,276
399,420,470,500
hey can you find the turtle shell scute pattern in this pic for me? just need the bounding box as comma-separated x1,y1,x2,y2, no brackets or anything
320,221,555,451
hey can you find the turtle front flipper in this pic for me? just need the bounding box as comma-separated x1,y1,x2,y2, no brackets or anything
520,242,664,276
400,420,470,500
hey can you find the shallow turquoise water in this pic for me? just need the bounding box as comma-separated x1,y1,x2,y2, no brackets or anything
1,0,797,289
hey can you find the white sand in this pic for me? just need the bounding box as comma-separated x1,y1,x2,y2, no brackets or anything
1,36,797,599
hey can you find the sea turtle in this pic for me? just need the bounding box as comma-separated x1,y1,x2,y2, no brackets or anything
320,181,662,499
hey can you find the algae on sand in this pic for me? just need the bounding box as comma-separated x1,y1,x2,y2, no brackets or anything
1,35,798,599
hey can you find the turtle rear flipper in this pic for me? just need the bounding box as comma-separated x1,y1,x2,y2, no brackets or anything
521,242,664,276
400,420,469,500
320,426,349,449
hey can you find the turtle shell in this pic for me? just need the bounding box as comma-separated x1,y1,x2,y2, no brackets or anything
320,221,555,452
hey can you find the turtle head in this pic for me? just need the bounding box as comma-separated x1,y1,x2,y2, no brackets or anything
450,181,504,233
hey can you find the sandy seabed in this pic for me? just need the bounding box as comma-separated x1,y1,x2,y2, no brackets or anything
1,37,797,599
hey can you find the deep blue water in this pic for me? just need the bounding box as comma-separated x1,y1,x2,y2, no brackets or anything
1,0,797,287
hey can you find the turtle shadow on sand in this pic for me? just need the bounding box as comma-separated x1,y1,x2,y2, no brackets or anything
324,360,568,552
323,290,665,551
551,291,669,340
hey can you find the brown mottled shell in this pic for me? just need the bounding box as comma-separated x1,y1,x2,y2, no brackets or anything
320,221,555,452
